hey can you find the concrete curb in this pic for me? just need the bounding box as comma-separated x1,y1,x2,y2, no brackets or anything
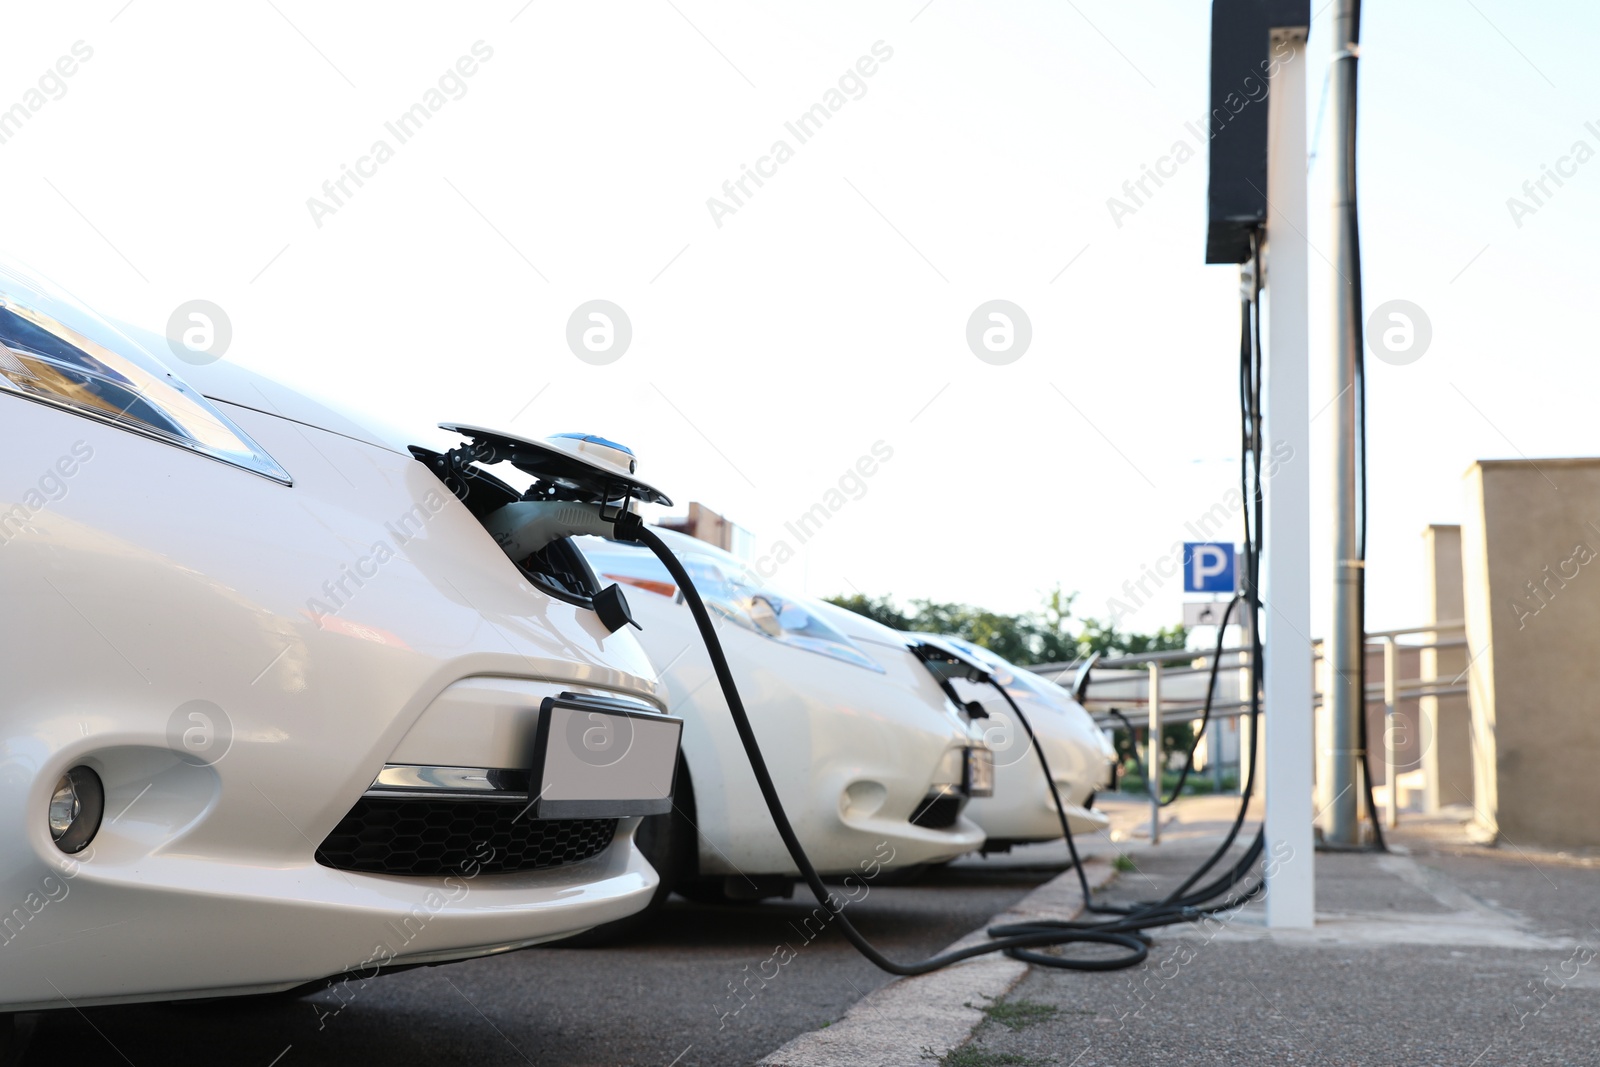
756,860,1117,1067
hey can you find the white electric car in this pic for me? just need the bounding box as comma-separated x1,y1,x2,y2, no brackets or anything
575,532,991,917
0,266,685,1012
913,634,1115,846
809,596,1116,848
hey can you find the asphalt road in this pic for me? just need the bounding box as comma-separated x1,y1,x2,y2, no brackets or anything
16,858,1062,1067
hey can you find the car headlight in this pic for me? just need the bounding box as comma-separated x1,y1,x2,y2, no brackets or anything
736,592,886,671
584,541,885,673
48,766,104,854
0,271,290,483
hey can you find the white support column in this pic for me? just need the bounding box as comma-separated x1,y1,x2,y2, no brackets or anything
1263,27,1315,930
1383,636,1399,828
1148,663,1163,844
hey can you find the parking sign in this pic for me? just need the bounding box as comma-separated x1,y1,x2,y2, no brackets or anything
1183,543,1236,593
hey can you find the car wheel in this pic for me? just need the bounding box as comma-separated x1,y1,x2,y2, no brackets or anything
0,1013,36,1067
673,875,736,905
547,756,695,946
676,873,796,904
866,862,931,886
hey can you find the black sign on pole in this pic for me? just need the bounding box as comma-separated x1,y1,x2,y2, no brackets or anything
1205,0,1311,264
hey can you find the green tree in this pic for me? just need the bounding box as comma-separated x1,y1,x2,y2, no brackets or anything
824,586,1187,667
1031,586,1079,664
1075,617,1188,659
823,593,911,631
904,600,1038,665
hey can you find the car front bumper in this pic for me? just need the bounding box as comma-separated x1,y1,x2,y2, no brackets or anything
0,819,657,1010
964,728,1113,842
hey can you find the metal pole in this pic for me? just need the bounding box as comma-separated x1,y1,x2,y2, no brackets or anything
1238,608,1257,796
1325,0,1364,847
1210,712,1225,793
1264,25,1315,928
1148,662,1162,845
1383,636,1399,828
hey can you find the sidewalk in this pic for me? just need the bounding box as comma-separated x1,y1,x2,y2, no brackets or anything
941,798,1600,1066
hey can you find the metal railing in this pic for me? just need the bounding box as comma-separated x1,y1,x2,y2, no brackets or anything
1030,646,1254,844
1322,621,1468,829
1028,620,1471,840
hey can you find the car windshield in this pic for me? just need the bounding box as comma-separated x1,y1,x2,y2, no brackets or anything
580,537,883,673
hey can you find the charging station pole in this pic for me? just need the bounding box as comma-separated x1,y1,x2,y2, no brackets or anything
1262,21,1314,929
1205,0,1315,929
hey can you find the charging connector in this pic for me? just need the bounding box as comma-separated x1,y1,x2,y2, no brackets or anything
486,500,622,560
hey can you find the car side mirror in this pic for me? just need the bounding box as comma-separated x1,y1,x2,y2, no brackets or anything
1071,651,1100,702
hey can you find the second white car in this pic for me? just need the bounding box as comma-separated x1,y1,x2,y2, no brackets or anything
919,634,1115,846
811,600,1116,848
576,532,991,918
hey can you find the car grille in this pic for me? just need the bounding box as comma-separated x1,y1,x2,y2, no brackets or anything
909,792,963,830
315,798,618,876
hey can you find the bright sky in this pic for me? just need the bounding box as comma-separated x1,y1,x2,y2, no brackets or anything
1,1,1593,637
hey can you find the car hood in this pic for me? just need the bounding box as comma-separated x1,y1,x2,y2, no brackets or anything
808,598,921,651
110,317,449,457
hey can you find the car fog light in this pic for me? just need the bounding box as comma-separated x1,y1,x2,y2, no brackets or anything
964,747,995,798
48,766,104,854
49,778,79,836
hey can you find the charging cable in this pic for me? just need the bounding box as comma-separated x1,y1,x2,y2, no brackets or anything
605,512,1266,974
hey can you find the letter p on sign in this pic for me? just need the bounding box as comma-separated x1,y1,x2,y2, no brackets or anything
1183,543,1236,594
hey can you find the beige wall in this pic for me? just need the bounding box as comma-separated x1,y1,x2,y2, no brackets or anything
1462,460,1600,847
1421,525,1473,812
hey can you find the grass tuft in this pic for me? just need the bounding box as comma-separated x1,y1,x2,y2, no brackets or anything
963,995,1059,1032
941,1048,1037,1067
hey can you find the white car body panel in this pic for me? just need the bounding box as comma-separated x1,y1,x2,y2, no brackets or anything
579,534,988,878
0,311,675,1007
812,602,1115,843
149,343,446,458
930,637,1115,841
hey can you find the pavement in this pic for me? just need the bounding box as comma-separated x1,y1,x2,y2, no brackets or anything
908,798,1600,1067
19,794,1600,1065
758,857,1116,1067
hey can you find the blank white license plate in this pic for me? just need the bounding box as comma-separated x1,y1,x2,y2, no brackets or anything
531,693,683,819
